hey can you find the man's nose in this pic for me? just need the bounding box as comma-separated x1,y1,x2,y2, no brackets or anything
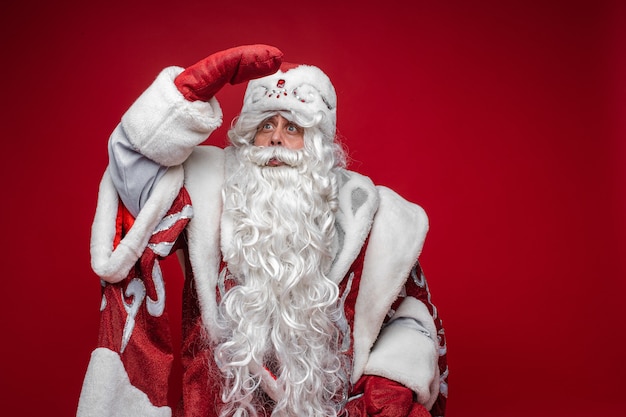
270,130,283,146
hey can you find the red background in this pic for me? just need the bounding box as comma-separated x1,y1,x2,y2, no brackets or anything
1,1,624,416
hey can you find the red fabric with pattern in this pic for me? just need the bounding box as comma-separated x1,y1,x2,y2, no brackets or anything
174,239,447,416
175,256,223,417
391,262,448,416
343,244,446,417
337,237,367,362
97,187,192,408
345,375,431,417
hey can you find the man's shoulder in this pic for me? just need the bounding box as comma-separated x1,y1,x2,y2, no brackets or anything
338,169,427,224
374,185,429,231
336,169,379,214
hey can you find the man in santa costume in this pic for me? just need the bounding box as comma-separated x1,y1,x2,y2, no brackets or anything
77,45,448,417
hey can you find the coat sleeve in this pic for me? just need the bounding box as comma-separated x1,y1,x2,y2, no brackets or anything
78,185,194,417
352,185,448,415
108,66,224,216
363,262,448,415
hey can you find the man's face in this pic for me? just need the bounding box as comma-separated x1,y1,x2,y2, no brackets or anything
253,114,305,150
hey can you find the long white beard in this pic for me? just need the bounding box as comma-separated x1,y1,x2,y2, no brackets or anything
216,145,348,417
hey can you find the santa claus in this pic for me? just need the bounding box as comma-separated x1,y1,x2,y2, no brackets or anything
77,45,448,417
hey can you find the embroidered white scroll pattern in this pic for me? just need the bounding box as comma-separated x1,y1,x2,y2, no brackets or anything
100,279,107,312
121,278,146,353
148,205,193,257
120,261,166,353
107,203,193,353
146,261,165,317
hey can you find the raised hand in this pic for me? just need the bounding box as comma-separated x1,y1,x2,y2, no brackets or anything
174,44,283,102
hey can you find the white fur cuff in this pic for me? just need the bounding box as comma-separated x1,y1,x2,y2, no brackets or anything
91,165,184,283
364,300,439,408
121,66,223,166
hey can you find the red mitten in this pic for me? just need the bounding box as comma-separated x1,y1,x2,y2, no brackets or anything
350,375,430,417
174,44,283,101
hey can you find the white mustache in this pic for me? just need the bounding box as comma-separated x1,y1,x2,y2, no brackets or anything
245,146,305,168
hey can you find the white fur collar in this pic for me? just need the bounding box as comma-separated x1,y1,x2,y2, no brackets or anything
327,170,379,283
182,146,226,341
350,186,429,383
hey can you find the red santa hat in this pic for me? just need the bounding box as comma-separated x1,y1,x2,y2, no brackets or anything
240,63,337,139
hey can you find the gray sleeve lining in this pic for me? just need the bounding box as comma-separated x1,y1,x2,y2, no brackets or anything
107,124,168,217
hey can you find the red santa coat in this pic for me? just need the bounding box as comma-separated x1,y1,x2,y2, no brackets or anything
77,68,448,417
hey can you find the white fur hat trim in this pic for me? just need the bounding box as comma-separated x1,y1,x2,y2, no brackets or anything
241,65,337,138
